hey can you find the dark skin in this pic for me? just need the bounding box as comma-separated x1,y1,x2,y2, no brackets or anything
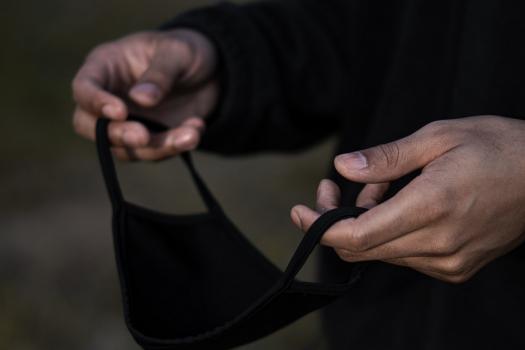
72,29,217,160
292,116,525,283
72,29,525,283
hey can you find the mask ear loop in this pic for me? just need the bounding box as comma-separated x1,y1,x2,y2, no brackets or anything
179,152,223,214
96,118,124,209
282,206,368,294
95,116,222,214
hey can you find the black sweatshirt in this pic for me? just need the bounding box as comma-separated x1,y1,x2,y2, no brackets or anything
164,1,525,349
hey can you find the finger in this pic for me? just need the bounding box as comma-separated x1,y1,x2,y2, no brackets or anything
72,107,150,147
180,116,206,132
112,144,178,162
355,182,390,209
110,117,204,161
133,128,199,160
149,124,201,149
119,116,203,149
72,64,127,119
320,175,449,251
315,179,341,213
73,107,126,142
129,41,190,107
115,125,202,161
334,121,456,183
147,117,203,149
290,203,360,249
291,179,340,231
72,107,98,140
290,205,320,232
333,224,463,262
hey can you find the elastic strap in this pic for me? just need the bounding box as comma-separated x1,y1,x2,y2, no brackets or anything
283,206,368,289
96,118,123,208
95,117,220,213
179,153,221,213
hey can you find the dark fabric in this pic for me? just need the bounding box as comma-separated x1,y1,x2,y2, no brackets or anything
162,1,525,349
96,117,369,349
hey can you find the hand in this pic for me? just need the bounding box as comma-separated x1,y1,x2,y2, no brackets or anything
72,29,219,160
291,116,525,283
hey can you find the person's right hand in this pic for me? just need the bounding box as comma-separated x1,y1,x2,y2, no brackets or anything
72,29,219,160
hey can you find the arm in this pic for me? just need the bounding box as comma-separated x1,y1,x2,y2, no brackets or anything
164,0,359,154
72,1,360,160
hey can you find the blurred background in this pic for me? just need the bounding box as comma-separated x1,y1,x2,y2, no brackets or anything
0,1,338,349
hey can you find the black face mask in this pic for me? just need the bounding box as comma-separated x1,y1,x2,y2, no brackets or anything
95,117,367,350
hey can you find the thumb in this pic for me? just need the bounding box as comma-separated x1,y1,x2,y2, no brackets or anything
334,122,454,183
129,42,190,107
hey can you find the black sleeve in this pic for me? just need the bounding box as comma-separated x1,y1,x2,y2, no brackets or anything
162,0,360,155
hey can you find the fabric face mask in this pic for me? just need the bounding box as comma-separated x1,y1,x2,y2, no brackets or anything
95,117,367,350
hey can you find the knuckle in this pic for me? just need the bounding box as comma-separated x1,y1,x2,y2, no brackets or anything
345,231,369,252
335,248,352,262
422,120,460,144
423,120,452,135
421,119,466,146
376,142,401,169
432,234,460,256
439,256,468,276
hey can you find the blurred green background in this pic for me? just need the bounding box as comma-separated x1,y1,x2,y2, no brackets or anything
0,1,337,349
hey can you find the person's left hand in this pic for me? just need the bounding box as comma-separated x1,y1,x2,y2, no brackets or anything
291,116,525,283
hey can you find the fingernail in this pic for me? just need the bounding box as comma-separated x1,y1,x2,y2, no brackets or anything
336,152,368,170
130,83,161,101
